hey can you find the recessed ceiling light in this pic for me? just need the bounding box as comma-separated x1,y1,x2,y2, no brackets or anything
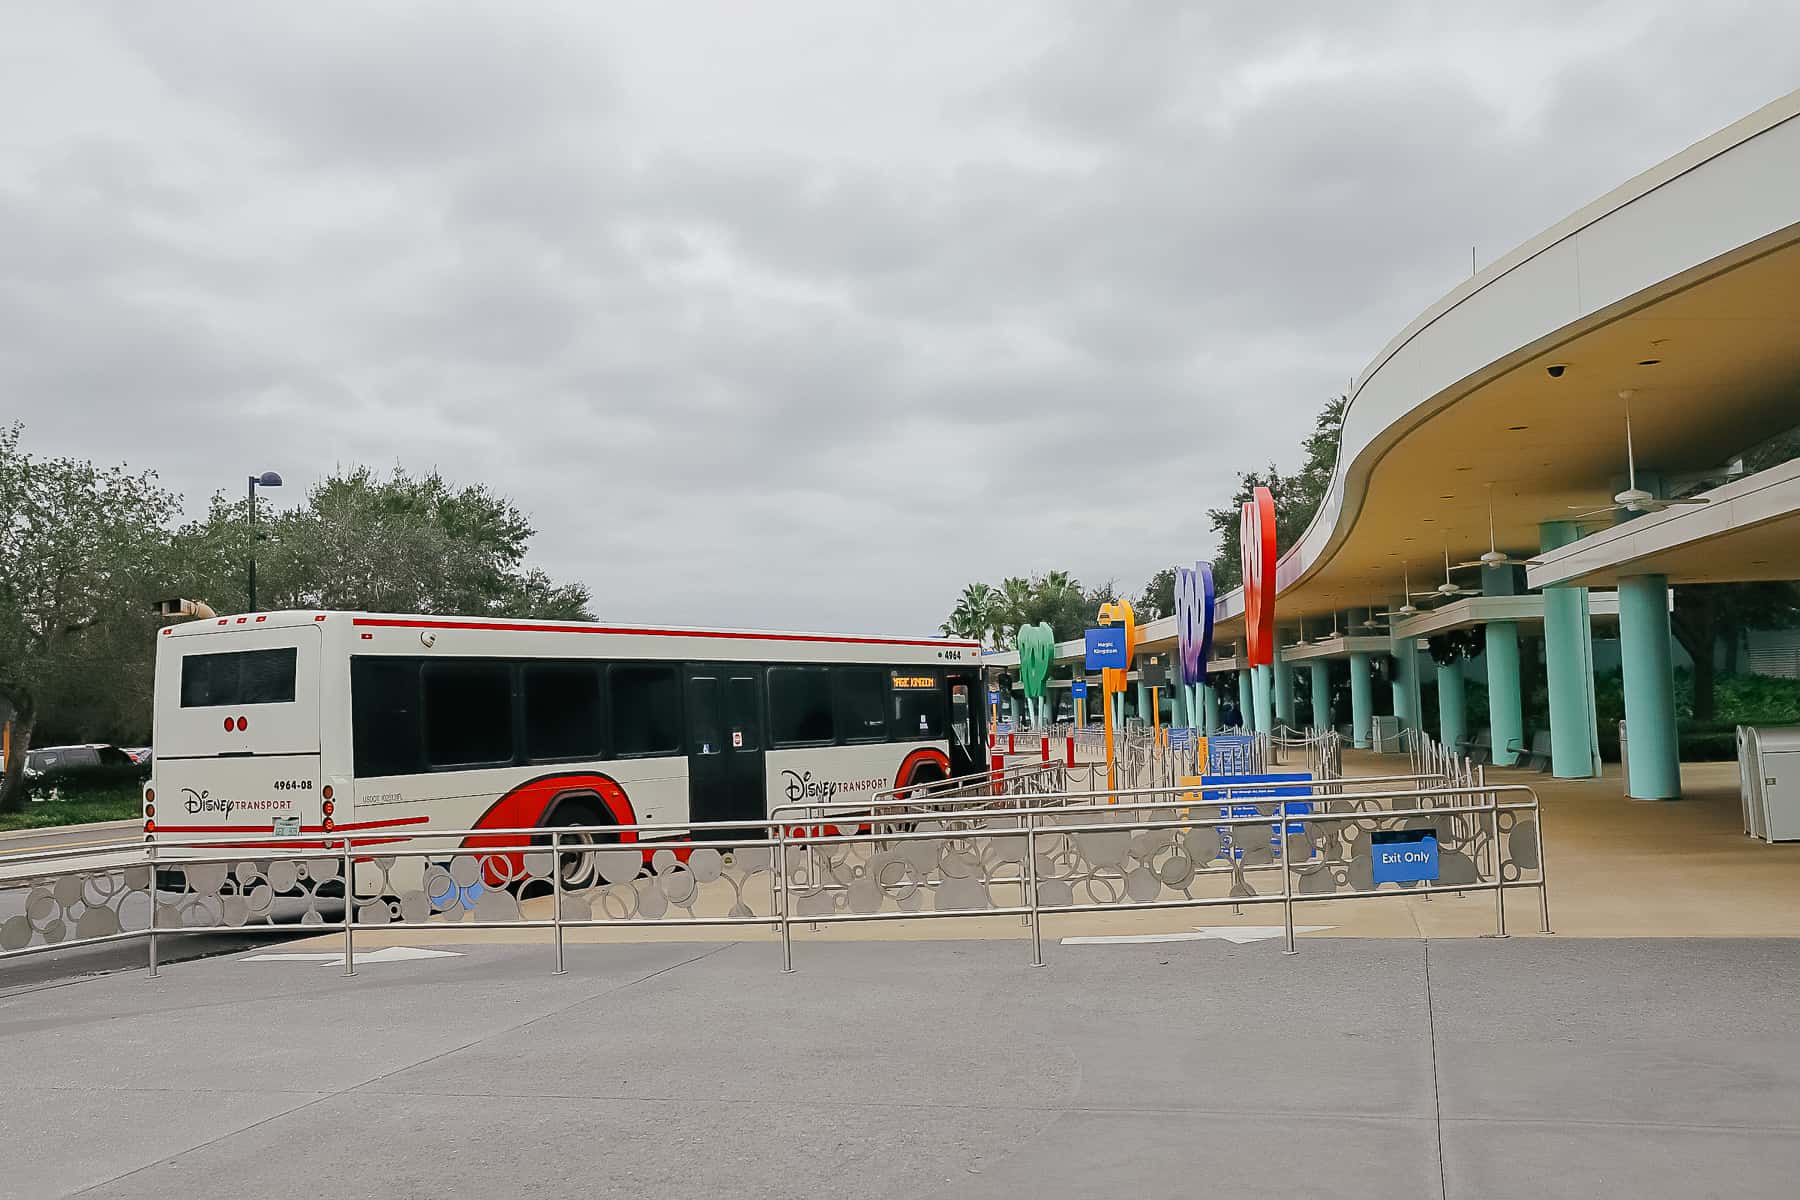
1455,465,1473,471
1422,518,1434,523
1439,494,1455,500
1638,358,1661,366
1751,559,1768,566
1507,425,1529,432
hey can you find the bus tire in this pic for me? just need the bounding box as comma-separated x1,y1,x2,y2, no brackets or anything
535,797,617,894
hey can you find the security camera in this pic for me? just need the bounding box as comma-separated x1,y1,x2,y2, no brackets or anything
1544,364,1567,379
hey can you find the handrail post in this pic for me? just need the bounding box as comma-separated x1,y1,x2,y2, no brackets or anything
1281,797,1297,955
1534,793,1552,934
551,830,566,976
1025,804,1043,967
1489,772,1507,937
146,839,160,980
342,836,356,977
778,821,793,973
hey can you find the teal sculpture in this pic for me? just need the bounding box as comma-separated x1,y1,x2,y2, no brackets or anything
1018,622,1056,728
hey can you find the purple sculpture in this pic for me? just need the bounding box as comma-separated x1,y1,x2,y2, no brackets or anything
1175,562,1215,686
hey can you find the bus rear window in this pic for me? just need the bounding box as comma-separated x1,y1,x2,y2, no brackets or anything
180,647,298,708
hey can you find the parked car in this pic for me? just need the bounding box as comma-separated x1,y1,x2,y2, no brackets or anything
123,746,154,769
21,744,149,795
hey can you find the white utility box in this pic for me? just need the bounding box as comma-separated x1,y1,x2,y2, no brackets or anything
1739,726,1800,843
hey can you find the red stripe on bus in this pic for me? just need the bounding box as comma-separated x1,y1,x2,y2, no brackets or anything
350,617,975,650
153,816,430,834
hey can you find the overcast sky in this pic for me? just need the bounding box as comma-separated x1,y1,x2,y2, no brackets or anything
3,2,1796,633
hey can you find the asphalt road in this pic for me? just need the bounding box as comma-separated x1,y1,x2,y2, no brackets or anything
6,936,1800,1199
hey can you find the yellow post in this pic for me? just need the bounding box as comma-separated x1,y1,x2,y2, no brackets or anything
1152,686,1161,746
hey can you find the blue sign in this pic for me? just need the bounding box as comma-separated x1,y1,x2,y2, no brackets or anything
1084,627,1127,670
1371,829,1439,884
1071,679,1089,700
987,688,1001,705
1205,734,1257,775
1200,773,1315,860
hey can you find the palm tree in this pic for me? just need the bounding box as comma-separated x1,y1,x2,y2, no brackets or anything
942,582,1000,647
998,576,1034,645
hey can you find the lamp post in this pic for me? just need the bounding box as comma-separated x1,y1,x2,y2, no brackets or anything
246,471,282,612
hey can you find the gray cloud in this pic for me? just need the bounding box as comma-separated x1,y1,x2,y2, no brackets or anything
2,0,1797,632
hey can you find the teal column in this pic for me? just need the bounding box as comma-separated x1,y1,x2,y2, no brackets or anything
1136,680,1150,725
1168,682,1186,727
1481,564,1523,766
1349,652,1373,749
1203,683,1219,732
1485,624,1522,765
1252,664,1274,734
1008,692,1020,727
1236,668,1253,730
1618,573,1682,799
1273,642,1295,728
1540,521,1601,779
1310,660,1331,729
1436,660,1467,751
1392,639,1419,731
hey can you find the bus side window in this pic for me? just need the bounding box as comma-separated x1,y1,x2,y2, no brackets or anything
769,666,834,746
523,661,603,762
351,657,423,778
610,664,682,757
423,660,515,768
889,671,945,741
833,667,887,744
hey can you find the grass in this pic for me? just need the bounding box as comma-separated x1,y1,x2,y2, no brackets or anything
0,783,144,833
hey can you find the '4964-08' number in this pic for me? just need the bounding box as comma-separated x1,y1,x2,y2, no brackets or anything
272,779,313,791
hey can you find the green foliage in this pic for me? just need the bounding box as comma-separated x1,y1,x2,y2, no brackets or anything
165,466,593,620
1135,568,1176,621
1207,395,1346,590
0,424,178,810
0,427,593,810
0,783,142,832
941,572,1121,647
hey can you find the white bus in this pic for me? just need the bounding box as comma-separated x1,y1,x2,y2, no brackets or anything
145,611,986,881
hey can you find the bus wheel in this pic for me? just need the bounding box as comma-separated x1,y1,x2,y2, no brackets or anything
541,800,615,892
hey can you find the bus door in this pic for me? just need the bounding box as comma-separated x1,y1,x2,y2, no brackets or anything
945,670,985,778
685,664,767,835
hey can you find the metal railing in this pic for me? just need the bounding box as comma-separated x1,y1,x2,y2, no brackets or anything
1,761,1548,978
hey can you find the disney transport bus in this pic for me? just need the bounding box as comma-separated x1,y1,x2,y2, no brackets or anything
144,611,986,883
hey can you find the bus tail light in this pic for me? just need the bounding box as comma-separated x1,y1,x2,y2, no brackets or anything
322,817,335,832
322,799,334,817
144,802,155,819
144,788,155,804
321,784,334,801
143,819,155,833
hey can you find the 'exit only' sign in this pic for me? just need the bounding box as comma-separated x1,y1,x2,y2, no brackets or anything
1370,829,1439,884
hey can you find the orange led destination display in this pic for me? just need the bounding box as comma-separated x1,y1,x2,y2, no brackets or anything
890,673,938,690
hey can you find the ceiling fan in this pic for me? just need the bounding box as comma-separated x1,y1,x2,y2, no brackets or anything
1413,544,1476,603
1353,597,1391,632
1394,564,1423,618
1314,609,1342,643
1569,389,1712,520
1458,483,1542,569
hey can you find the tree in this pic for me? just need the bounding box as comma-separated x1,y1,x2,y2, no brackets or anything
167,466,594,620
0,425,177,812
942,582,1000,646
1206,395,1347,590
939,572,1124,648
1136,568,1176,621
1671,582,1800,721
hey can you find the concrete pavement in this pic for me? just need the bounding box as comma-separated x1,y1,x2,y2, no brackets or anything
4,935,1797,1198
